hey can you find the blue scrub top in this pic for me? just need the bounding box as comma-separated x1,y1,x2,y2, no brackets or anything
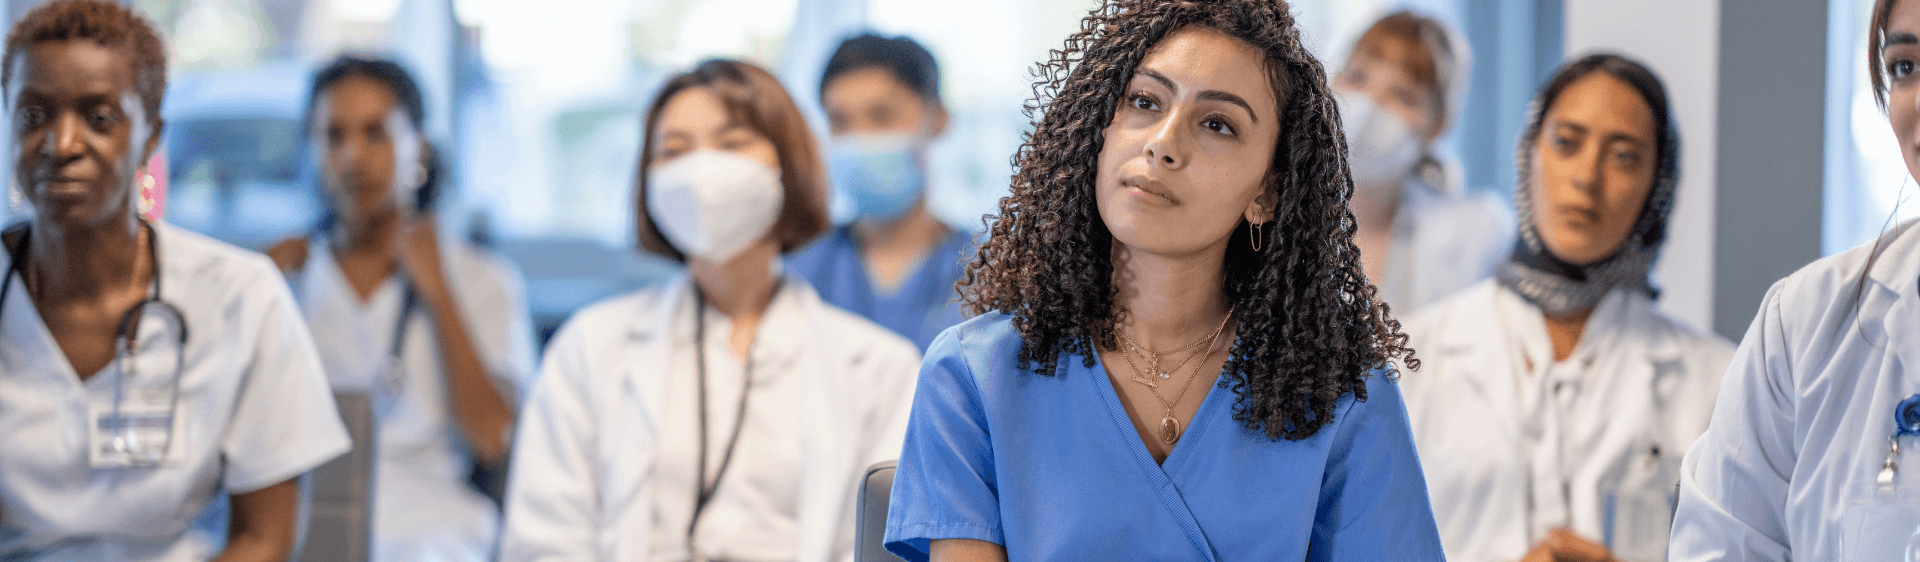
884,314,1445,561
786,226,972,351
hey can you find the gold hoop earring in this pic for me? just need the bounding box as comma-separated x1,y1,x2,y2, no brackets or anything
1249,221,1264,252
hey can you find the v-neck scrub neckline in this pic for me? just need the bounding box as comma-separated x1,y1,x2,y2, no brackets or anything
883,313,1445,562
1087,349,1226,471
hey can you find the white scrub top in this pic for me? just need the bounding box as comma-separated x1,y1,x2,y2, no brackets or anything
291,236,536,561
499,274,921,562
0,223,351,561
1380,179,1514,315
1670,219,1920,561
1402,280,1731,562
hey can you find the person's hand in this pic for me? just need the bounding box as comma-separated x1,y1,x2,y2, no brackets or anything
1520,528,1616,562
264,237,308,274
396,215,451,301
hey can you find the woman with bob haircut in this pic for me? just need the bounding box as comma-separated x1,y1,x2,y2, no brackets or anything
882,1,1444,560
498,59,921,562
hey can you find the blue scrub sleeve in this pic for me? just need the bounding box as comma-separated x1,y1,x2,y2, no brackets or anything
1310,372,1446,561
1668,282,1796,562
883,329,1003,561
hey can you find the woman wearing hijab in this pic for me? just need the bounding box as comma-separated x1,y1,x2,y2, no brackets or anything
1399,54,1733,562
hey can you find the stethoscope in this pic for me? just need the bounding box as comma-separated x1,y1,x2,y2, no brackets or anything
1,221,187,467
376,285,418,408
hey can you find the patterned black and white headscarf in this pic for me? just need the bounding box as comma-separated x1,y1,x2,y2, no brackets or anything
1496,54,1680,317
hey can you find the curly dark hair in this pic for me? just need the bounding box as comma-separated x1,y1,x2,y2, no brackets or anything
959,0,1414,440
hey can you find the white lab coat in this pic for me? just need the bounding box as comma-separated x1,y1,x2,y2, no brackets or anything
499,274,921,562
1669,219,1920,561
291,236,536,561
0,223,350,561
1380,179,1514,315
1402,280,1732,562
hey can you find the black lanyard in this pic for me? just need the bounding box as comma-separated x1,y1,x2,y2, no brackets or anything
685,285,760,559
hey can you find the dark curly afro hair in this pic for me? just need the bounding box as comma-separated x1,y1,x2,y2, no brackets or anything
958,0,1416,441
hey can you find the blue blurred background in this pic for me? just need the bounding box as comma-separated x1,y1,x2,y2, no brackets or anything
0,0,1898,345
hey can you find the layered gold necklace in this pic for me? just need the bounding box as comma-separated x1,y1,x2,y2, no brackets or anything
1115,307,1233,445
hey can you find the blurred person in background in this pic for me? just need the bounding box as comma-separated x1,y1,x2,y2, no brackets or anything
0,1,348,560
1333,10,1511,314
264,56,534,561
498,58,920,562
1668,0,1920,558
1399,54,1732,562
788,33,972,352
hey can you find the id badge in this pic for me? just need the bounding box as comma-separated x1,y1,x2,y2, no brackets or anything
1606,489,1674,562
87,387,182,469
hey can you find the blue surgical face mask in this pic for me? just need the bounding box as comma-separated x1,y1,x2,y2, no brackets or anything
830,132,927,222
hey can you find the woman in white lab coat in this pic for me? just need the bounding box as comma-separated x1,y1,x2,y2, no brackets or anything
264,56,535,561
1333,11,1512,313
0,1,349,560
1668,0,1920,558
1401,53,1733,562
498,59,922,562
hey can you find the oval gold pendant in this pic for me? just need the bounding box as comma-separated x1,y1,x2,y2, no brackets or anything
1159,416,1181,445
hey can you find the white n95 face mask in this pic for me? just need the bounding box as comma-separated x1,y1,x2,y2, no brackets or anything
646,150,786,263
830,132,927,222
1336,89,1425,189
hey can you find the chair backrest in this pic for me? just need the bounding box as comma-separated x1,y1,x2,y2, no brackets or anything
857,460,904,562
299,391,375,562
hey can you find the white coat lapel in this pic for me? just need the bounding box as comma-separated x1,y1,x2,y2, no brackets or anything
1865,222,1920,395
623,275,691,433
601,275,691,560
1446,286,1531,438
789,282,858,562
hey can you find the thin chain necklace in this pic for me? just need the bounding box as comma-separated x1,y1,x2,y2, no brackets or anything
1116,308,1233,445
1115,306,1233,388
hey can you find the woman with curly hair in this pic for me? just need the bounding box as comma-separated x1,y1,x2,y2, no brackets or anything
881,1,1443,560
1400,54,1731,562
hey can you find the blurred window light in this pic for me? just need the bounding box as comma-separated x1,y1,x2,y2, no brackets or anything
331,0,401,22
171,0,270,71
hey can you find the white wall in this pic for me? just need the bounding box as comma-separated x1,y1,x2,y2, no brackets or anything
1562,0,1720,332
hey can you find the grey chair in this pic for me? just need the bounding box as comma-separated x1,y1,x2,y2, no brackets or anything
298,391,375,562
857,460,905,562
